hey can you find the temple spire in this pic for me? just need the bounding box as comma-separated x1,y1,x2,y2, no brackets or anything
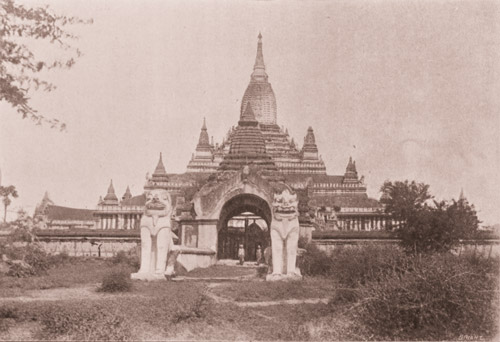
122,186,132,202
251,33,268,81
344,157,358,182
107,180,116,196
304,126,316,145
153,153,167,175
103,179,119,205
197,118,210,147
459,188,465,201
147,153,169,186
240,101,258,124
42,191,51,202
302,126,319,160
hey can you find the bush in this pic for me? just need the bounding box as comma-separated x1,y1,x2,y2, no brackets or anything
23,244,51,274
172,294,210,323
299,243,334,276
47,251,74,266
38,301,130,340
256,265,268,278
300,243,410,287
353,254,500,340
330,244,411,287
0,305,19,332
98,268,133,293
4,244,52,277
110,250,140,269
6,261,36,277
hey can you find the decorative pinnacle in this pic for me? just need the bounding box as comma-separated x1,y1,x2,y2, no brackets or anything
197,118,210,147
346,157,357,174
122,186,132,201
107,179,115,194
104,179,118,202
240,102,258,123
252,33,267,80
459,188,465,201
258,32,262,40
153,153,167,175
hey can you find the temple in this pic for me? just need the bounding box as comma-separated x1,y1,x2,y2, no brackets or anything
35,34,390,262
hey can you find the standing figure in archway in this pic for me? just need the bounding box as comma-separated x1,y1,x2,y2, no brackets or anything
131,189,174,280
267,188,302,280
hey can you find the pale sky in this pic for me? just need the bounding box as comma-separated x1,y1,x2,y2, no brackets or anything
1,0,499,225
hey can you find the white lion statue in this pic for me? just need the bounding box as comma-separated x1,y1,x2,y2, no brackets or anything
131,189,174,280
267,188,302,281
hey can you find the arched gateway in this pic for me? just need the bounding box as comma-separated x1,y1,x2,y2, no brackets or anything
217,194,271,261
38,35,387,271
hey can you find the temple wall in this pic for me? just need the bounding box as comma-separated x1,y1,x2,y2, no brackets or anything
39,239,139,257
313,239,500,258
196,223,218,251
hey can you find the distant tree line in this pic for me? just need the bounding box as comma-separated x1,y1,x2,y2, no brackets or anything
380,180,480,254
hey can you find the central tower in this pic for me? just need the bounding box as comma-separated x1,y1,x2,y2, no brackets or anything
240,33,278,125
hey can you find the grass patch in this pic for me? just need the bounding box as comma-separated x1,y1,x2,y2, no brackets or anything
98,268,133,293
184,265,257,278
0,258,135,297
212,277,336,302
1,251,498,341
353,253,500,340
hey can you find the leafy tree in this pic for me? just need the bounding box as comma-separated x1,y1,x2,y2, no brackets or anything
399,199,479,254
381,180,479,254
446,197,480,240
380,180,432,229
0,185,18,222
0,0,91,130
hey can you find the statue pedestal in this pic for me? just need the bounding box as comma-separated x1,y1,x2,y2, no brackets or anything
266,272,302,282
130,272,166,281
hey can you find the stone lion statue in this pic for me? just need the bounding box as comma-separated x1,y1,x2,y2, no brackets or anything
131,189,174,280
267,188,302,281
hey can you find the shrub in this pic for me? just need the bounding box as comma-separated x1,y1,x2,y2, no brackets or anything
4,244,52,277
47,251,72,266
329,288,359,305
256,265,268,278
354,253,500,340
330,244,411,287
172,294,210,323
300,243,411,287
299,243,333,276
6,261,36,277
110,250,140,268
298,235,309,248
98,268,133,293
0,305,19,332
23,244,51,275
38,301,130,340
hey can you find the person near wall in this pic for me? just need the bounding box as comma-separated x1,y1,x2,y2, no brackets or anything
255,244,263,265
238,244,245,265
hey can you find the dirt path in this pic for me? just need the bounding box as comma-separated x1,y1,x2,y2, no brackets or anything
205,282,330,307
0,284,141,302
1,280,330,307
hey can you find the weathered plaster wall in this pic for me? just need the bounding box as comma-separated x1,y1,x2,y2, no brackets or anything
313,239,500,258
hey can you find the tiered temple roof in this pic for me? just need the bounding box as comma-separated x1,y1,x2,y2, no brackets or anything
102,180,119,206
344,157,358,183
219,104,278,174
37,33,385,232
187,34,327,175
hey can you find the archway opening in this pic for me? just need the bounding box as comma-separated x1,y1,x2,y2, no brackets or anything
217,194,272,261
